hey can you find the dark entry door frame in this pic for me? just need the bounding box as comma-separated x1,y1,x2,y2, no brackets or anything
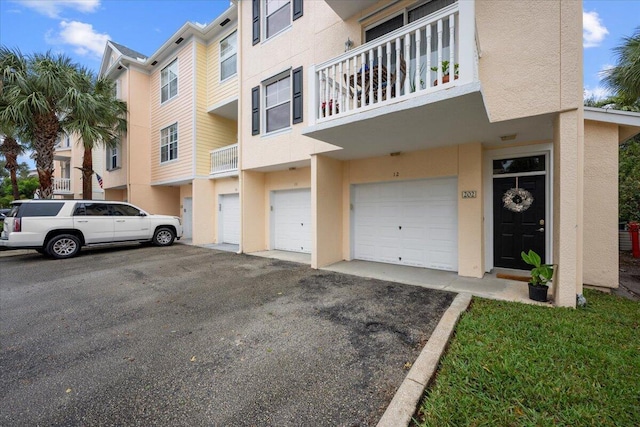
483,146,553,272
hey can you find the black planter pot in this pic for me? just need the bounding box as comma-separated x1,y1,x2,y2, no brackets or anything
528,283,548,302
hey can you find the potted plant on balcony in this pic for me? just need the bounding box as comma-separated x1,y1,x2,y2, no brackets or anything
431,60,459,85
521,249,554,302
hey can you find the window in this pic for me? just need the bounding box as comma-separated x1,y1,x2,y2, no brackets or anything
107,145,119,170
160,60,178,103
160,123,178,163
265,0,291,39
17,202,64,217
220,31,237,81
265,75,290,133
113,79,120,99
56,133,71,148
252,67,302,135
111,204,141,216
74,203,111,216
253,0,302,45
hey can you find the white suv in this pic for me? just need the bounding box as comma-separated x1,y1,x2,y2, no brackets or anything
0,200,183,259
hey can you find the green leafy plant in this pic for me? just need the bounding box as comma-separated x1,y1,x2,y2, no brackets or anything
521,250,554,286
430,60,459,77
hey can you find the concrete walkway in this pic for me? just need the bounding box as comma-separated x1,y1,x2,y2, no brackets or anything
250,250,549,306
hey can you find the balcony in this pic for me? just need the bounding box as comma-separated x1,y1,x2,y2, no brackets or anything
52,178,72,194
210,144,238,178
304,2,490,159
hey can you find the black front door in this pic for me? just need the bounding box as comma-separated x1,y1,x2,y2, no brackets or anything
493,175,545,270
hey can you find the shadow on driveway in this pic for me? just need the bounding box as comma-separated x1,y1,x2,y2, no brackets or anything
0,245,455,426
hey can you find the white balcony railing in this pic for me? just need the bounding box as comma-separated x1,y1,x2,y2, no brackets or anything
210,144,238,177
313,2,476,122
52,177,71,194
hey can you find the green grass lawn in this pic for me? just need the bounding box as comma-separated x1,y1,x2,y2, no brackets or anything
414,289,640,427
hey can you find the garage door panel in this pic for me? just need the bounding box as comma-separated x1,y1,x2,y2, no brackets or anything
353,178,458,271
273,189,311,253
220,194,240,245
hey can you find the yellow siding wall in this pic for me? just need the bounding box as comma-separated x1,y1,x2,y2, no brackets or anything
150,42,195,183
195,42,238,176
207,29,238,107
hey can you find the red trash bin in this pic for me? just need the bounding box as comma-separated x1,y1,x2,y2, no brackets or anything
629,222,640,259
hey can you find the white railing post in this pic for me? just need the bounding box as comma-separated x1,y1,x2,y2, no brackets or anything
308,64,317,124
312,3,471,120
457,0,475,85
210,144,239,176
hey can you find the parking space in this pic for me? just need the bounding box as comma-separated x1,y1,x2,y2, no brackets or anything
0,244,455,426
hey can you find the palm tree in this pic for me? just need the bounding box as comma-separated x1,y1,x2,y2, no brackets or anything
66,69,127,199
603,27,640,106
0,126,25,200
0,47,81,199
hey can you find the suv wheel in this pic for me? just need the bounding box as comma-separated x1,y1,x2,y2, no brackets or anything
153,227,175,246
46,234,81,259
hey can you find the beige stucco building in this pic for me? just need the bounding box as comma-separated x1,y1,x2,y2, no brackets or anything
97,0,640,308
98,8,240,246
53,132,105,200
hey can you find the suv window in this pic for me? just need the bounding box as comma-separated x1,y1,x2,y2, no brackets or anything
74,203,111,216
17,202,65,217
111,204,141,216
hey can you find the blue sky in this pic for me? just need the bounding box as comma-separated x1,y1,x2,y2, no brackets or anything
1,0,639,166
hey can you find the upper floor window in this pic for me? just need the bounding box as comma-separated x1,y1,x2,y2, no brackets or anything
160,59,178,103
107,145,120,170
220,31,237,81
253,0,303,45
56,133,71,149
264,74,290,133
266,0,291,39
252,67,303,136
112,79,120,100
160,123,178,163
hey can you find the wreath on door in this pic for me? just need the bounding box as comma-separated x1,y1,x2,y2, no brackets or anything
502,187,534,213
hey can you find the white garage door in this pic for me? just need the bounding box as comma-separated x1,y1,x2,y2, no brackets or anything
272,189,311,253
353,178,458,271
219,194,240,244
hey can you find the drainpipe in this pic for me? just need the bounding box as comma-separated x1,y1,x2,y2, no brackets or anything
117,60,131,203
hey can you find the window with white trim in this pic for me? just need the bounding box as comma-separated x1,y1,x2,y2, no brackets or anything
264,74,290,133
160,123,178,163
160,60,178,103
107,145,119,170
220,31,237,81
265,0,291,39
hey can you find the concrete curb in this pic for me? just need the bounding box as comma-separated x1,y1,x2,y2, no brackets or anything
377,292,473,427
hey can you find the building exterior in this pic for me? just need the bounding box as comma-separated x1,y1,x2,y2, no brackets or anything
53,132,105,200
98,7,239,245
99,0,640,308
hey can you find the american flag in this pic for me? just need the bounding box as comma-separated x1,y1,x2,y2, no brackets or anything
96,173,103,189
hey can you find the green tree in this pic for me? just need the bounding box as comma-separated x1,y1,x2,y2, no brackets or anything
619,136,640,222
0,47,82,199
67,69,127,199
603,27,640,106
0,132,24,199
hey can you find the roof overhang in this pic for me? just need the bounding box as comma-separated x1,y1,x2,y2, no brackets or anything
584,107,640,143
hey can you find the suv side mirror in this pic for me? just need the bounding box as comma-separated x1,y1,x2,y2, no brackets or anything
138,212,147,217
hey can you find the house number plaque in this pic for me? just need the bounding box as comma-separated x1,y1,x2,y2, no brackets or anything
462,191,477,199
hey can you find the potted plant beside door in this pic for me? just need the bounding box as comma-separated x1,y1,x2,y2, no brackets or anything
521,250,554,302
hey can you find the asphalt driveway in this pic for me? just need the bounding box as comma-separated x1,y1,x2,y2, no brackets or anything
0,244,455,426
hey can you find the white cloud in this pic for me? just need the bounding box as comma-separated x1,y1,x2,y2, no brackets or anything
46,20,110,58
584,86,611,101
583,10,609,48
14,0,100,18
